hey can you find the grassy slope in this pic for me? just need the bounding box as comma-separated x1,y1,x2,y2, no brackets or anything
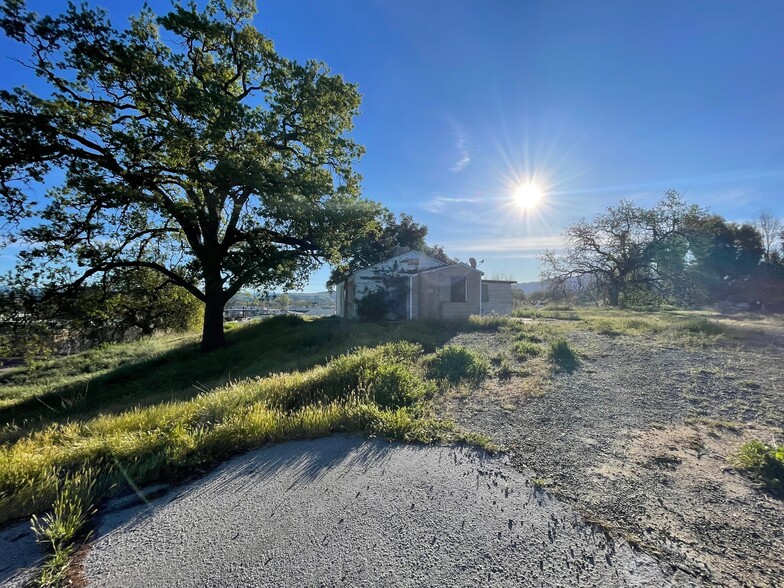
0,315,511,526
0,316,473,442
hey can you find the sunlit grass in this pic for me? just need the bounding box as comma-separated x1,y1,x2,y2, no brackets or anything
511,306,746,346
0,315,513,442
737,439,784,496
0,338,501,526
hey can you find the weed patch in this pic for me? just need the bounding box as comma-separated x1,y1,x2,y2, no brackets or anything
425,345,489,384
30,468,97,586
549,340,579,372
512,340,542,360
737,439,784,496
677,318,727,336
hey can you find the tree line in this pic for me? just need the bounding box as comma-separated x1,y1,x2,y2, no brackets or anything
540,191,784,310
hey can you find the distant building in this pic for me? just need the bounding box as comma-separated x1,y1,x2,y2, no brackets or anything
335,250,515,320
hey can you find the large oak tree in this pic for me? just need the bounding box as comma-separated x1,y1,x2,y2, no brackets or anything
0,0,378,350
540,191,699,306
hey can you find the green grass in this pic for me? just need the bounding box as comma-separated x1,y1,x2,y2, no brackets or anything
30,469,97,586
737,439,784,496
0,316,495,442
425,345,489,384
0,339,498,526
0,315,523,585
511,340,542,360
512,307,746,346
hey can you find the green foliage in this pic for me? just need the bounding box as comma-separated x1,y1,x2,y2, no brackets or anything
31,469,96,553
540,191,699,306
425,345,489,384
0,315,514,434
685,215,768,305
737,440,784,496
676,317,728,336
355,289,392,322
548,340,579,372
0,317,517,526
355,277,409,321
466,315,518,330
365,363,433,408
511,340,542,360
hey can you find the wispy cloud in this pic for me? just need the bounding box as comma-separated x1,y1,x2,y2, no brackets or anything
447,117,471,172
422,194,480,213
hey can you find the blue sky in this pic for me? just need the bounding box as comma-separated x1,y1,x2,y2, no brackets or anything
2,1,783,290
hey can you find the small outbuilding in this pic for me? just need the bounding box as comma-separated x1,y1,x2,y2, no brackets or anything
335,250,515,320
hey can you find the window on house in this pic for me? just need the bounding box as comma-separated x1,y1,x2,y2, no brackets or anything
450,276,467,302
482,283,489,303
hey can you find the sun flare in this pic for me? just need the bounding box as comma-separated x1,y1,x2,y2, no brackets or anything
513,183,543,209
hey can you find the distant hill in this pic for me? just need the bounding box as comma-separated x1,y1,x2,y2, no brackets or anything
512,281,544,294
227,290,334,308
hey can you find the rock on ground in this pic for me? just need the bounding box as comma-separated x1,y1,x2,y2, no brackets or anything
84,436,672,588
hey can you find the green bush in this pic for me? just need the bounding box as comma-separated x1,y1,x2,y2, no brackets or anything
355,290,389,322
549,339,579,372
264,342,425,412
737,439,784,495
512,340,542,360
677,317,727,336
365,364,432,408
425,345,489,384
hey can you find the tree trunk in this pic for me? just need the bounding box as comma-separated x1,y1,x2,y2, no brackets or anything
608,282,621,306
201,286,227,352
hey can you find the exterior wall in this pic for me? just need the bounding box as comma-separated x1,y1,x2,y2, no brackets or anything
481,281,514,315
417,266,481,320
335,282,345,316
339,251,444,319
345,277,355,318
410,275,419,319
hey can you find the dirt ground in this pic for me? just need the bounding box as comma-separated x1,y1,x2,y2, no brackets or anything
440,319,784,588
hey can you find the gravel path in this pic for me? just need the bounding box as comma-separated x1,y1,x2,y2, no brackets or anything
83,436,672,587
443,327,784,587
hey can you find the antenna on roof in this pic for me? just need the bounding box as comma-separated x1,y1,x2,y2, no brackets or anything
468,257,477,268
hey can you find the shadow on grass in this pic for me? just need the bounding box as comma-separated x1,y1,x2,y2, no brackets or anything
0,316,471,441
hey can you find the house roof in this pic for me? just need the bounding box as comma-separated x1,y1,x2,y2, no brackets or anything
417,262,484,275
339,250,445,283
481,279,517,284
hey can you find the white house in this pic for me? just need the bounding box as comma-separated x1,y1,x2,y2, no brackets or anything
335,250,515,320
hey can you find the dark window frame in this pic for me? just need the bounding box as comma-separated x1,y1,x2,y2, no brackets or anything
450,276,467,302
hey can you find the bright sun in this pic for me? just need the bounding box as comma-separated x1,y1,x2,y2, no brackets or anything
513,183,543,209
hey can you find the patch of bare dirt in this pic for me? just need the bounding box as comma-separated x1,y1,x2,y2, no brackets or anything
441,325,784,587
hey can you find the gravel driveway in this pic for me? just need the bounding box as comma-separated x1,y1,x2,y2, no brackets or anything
83,436,672,587
443,324,784,587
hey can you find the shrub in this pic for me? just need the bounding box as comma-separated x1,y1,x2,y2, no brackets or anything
466,315,514,331
514,331,543,343
355,290,389,322
264,342,425,412
512,340,542,360
549,339,579,372
364,364,432,408
737,439,784,495
677,318,726,336
497,360,514,380
425,345,489,384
